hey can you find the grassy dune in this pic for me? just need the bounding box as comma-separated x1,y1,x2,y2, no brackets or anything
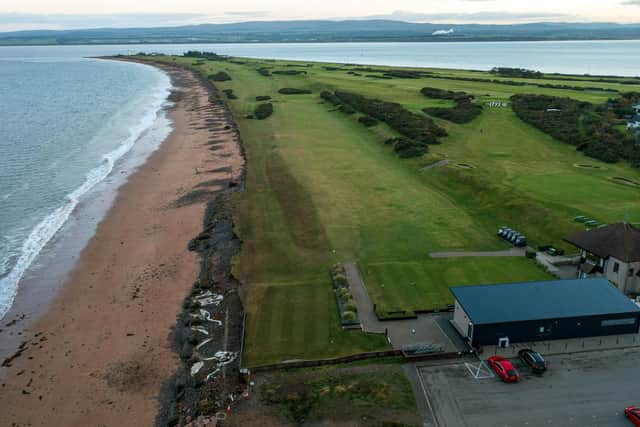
143,56,640,365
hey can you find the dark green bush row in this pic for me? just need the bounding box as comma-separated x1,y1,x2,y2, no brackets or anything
323,66,341,71
490,67,543,78
257,67,271,76
511,94,640,166
428,74,618,93
333,91,447,144
208,71,232,82
421,87,483,124
365,74,393,80
272,70,307,75
254,103,274,120
358,116,378,127
255,95,272,101
222,89,237,100
320,91,341,105
183,51,227,61
385,137,429,158
278,88,312,95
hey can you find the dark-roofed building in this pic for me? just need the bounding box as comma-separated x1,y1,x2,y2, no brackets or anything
564,223,640,294
451,278,640,347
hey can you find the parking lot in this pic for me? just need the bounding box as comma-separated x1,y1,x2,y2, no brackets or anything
418,348,640,427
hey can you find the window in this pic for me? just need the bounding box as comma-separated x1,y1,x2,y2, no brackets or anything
630,269,635,277
613,262,620,273
601,318,637,327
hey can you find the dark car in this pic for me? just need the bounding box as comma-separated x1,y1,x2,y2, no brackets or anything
515,235,527,247
518,349,548,373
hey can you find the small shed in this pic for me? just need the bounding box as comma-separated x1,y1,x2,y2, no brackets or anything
451,278,640,347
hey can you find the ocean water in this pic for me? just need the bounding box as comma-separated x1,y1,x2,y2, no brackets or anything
0,55,171,319
1,39,640,76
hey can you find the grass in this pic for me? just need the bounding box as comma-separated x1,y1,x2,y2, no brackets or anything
362,257,552,314
138,55,640,365
260,363,421,425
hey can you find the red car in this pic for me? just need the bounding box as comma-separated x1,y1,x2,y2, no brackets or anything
488,356,520,383
625,406,640,426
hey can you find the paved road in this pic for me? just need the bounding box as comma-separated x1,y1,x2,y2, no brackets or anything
418,348,640,427
429,248,525,258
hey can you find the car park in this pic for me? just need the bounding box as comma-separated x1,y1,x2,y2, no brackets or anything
518,349,548,374
625,406,640,426
497,226,528,248
488,356,520,383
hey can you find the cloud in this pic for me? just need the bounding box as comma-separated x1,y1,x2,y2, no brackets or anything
0,13,209,31
364,10,575,23
621,0,640,5
432,28,455,35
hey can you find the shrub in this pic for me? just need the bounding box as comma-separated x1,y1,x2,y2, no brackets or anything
278,88,312,95
336,288,350,300
272,70,307,75
320,91,341,105
208,71,232,82
222,89,237,100
333,91,446,144
339,104,356,115
254,103,274,120
525,249,537,259
183,51,227,61
343,302,358,313
256,95,272,101
358,116,378,127
257,67,271,76
342,311,357,323
332,272,348,287
421,87,483,124
390,138,429,158
490,67,543,78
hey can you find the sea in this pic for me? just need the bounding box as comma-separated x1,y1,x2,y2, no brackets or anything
0,39,639,320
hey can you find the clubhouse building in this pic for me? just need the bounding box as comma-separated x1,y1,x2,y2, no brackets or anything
564,223,640,294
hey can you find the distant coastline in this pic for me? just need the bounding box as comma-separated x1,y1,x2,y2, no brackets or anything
2,20,640,46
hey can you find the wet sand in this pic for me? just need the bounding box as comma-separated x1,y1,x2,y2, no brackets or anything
0,63,243,426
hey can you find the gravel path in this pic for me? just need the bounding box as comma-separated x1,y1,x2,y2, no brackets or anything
429,248,525,258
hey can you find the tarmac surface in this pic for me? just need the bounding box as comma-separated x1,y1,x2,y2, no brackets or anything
417,347,640,427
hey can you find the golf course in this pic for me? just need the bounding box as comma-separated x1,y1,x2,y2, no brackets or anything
141,54,640,366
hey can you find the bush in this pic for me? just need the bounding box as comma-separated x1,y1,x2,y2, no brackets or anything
333,91,446,144
272,70,307,75
256,95,272,101
343,302,357,312
320,91,341,105
222,89,237,100
490,67,543,79
278,88,312,95
208,71,231,82
358,116,378,127
332,272,348,287
336,288,350,300
342,311,357,323
525,249,537,259
254,103,274,120
257,67,271,77
386,137,429,158
183,51,227,61
421,87,483,124
339,104,356,115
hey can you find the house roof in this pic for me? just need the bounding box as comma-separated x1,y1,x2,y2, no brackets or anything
564,223,640,262
451,278,640,325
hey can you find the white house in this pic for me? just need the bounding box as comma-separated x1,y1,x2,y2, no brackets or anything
633,104,640,114
628,115,640,130
565,223,640,294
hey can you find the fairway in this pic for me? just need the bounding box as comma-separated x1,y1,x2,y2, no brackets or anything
145,55,640,365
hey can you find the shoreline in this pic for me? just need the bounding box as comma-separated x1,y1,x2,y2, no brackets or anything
0,61,245,426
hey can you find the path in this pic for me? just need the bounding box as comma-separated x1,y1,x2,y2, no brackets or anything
429,248,525,258
420,159,449,171
343,262,461,352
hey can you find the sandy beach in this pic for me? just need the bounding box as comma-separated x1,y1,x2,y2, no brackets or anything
0,63,243,426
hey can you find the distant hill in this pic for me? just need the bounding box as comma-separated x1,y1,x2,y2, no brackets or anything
2,20,640,45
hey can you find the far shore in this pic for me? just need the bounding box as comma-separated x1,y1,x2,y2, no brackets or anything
0,61,244,426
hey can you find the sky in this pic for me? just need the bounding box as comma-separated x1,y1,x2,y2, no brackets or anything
0,0,639,31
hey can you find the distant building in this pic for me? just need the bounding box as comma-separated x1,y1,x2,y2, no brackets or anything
451,278,640,347
633,104,640,114
564,223,640,294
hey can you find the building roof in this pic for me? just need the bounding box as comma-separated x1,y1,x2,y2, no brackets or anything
564,223,640,262
451,278,640,325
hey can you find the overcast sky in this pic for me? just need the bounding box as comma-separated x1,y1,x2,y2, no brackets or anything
0,0,639,31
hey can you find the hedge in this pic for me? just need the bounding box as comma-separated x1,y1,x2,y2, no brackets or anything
255,95,272,101
254,103,274,120
421,87,483,124
208,71,232,82
278,88,312,95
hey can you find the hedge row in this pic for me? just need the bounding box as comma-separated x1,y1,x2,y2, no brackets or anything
421,87,483,124
490,67,543,79
272,70,307,75
183,51,227,61
427,74,618,93
255,95,272,101
333,90,447,144
222,89,237,100
257,67,271,77
278,88,312,95
511,94,640,166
